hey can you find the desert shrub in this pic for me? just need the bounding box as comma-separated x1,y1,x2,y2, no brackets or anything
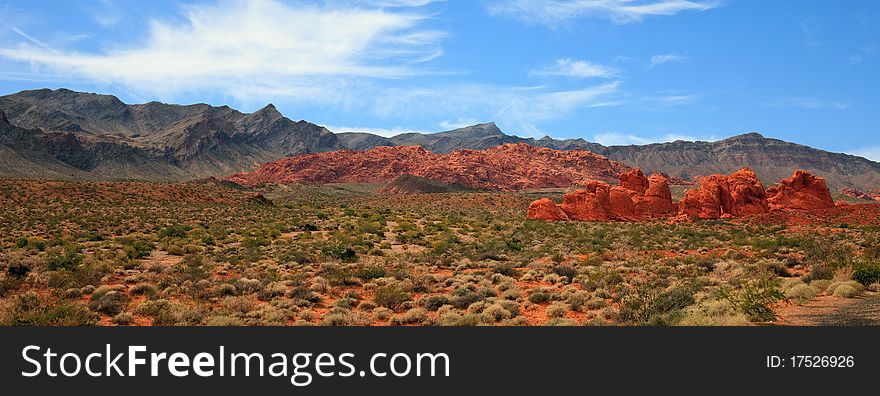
112,312,134,325
546,303,568,318
678,299,751,326
354,266,386,280
130,283,159,299
172,254,212,282
853,263,880,286
223,296,257,314
543,318,578,326
152,303,206,326
89,289,130,316
321,243,358,263
619,284,699,325
553,265,577,281
3,292,96,326
419,294,450,311
46,244,83,271
218,283,238,296
720,274,785,322
785,284,818,303
826,281,864,298
321,309,371,326
480,304,512,323
833,284,860,298
159,225,192,239
374,283,412,310
527,291,550,304
390,308,430,325
120,239,155,260
585,297,606,310
133,299,171,317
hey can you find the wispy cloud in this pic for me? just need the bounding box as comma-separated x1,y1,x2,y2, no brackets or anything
530,58,617,78
324,125,433,137
0,0,445,102
765,97,851,110
848,44,877,65
848,146,880,162
486,0,720,25
650,53,687,67
592,132,717,146
372,81,623,135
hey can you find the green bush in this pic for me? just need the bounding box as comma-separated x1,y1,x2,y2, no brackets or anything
46,244,83,271
720,274,785,322
374,283,412,310
3,292,96,326
853,263,880,286
159,225,192,239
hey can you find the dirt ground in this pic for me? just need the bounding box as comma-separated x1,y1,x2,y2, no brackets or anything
776,292,880,326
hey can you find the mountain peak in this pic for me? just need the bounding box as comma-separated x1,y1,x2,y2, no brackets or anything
254,103,282,118
729,132,766,140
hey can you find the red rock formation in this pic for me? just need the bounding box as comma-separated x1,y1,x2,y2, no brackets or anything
609,186,639,221
529,168,844,222
839,188,880,202
619,168,649,195
727,168,769,216
635,174,676,217
678,175,732,219
527,198,569,221
226,143,630,191
528,169,674,222
559,181,614,221
766,170,835,211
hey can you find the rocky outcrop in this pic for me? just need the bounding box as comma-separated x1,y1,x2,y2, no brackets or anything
766,170,835,211
227,143,630,191
529,168,843,222
527,198,570,221
636,174,676,217
839,188,880,202
527,168,676,221
728,168,769,216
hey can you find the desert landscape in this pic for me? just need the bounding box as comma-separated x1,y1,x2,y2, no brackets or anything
1,89,879,326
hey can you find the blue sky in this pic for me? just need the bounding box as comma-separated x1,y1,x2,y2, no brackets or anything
0,0,877,159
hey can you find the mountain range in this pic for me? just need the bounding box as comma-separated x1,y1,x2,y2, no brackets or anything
2,88,879,190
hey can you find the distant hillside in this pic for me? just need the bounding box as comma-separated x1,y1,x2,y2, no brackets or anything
339,124,880,191
0,89,340,181
2,88,879,190
226,143,630,191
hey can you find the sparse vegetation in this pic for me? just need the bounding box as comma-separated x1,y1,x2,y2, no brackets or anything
1,179,878,326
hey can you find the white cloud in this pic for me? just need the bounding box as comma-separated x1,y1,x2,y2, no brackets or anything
487,0,719,25
592,132,716,146
765,97,851,110
0,0,445,102
439,118,482,130
372,81,622,135
650,53,687,67
848,146,880,162
324,125,432,137
530,58,617,78
848,44,877,65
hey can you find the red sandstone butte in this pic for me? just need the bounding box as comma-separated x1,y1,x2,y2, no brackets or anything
766,170,835,211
